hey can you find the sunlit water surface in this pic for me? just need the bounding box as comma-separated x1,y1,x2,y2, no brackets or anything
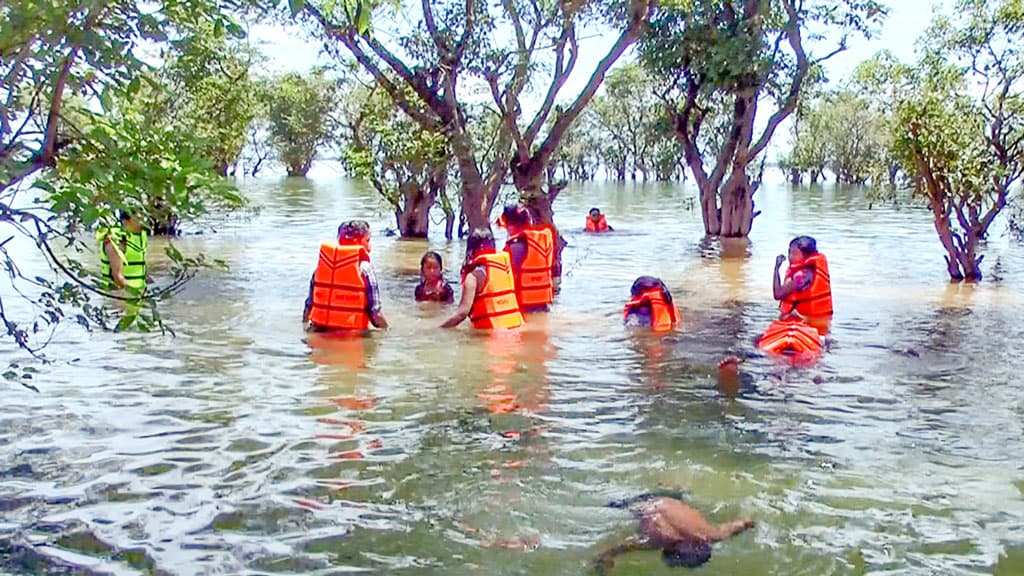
2,167,1024,575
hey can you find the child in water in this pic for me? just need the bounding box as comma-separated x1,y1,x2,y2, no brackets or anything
623,276,680,331
414,251,454,303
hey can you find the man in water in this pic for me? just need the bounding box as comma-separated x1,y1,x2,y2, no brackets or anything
595,491,754,574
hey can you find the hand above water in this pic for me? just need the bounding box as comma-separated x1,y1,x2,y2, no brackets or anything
775,254,787,269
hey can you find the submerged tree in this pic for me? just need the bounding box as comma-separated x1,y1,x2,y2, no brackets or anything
300,0,655,232
640,0,886,238
161,23,264,177
782,89,888,186
341,84,452,238
888,0,1024,282
265,69,341,177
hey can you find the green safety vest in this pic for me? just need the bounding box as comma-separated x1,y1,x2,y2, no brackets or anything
97,226,148,292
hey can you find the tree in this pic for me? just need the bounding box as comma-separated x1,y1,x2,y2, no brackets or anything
340,84,452,238
0,0,259,384
590,63,682,182
640,0,886,238
887,0,1024,281
161,23,264,176
265,69,341,177
782,89,888,186
301,0,655,232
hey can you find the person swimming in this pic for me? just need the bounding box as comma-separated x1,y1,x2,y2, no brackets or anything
585,207,613,232
595,491,754,574
623,276,680,332
414,251,454,303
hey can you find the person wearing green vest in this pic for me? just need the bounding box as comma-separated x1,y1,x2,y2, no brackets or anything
97,210,149,293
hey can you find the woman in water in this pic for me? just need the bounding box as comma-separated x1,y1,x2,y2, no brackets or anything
414,251,454,303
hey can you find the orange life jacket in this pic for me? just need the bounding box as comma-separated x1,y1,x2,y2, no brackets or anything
781,252,833,317
585,214,609,232
757,319,823,355
505,227,554,310
464,251,524,330
623,287,680,332
309,242,371,331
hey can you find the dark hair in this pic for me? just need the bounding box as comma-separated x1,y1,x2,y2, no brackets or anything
789,235,817,257
662,539,712,568
631,275,675,308
465,229,496,259
502,204,531,228
119,209,134,223
337,220,371,242
420,251,443,270
589,207,601,216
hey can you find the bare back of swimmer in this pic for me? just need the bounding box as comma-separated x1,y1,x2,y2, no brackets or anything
595,492,754,574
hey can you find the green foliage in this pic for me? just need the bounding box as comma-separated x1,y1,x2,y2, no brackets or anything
0,0,261,383
340,85,449,207
881,0,1024,280
588,63,682,181
638,0,886,236
782,89,891,185
160,23,264,175
265,70,342,176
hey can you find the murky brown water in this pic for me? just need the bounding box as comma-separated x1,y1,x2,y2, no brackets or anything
3,169,1024,575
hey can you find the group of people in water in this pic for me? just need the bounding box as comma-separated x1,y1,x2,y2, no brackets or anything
298,204,833,362
96,203,834,571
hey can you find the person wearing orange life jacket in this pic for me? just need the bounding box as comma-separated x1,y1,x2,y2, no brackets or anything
773,235,833,323
623,276,681,332
303,220,389,333
585,207,613,233
499,203,567,294
501,205,554,312
441,229,524,330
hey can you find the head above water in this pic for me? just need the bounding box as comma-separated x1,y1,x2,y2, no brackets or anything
465,229,496,262
119,209,145,233
502,204,532,232
589,207,602,221
631,275,665,297
788,235,817,264
337,220,371,246
420,251,444,282
661,539,712,568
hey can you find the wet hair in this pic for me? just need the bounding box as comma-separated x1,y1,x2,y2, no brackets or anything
589,207,601,216
337,220,371,242
502,204,532,228
662,539,712,568
630,275,675,308
789,235,817,257
465,229,496,260
420,251,443,270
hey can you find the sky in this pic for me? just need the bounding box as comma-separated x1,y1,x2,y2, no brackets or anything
244,0,948,159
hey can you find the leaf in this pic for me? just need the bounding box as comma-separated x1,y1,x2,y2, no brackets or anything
115,313,137,332
164,242,183,262
355,1,371,34
2,371,16,381
289,0,306,16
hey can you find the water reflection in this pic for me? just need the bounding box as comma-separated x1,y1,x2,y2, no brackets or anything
2,175,1023,574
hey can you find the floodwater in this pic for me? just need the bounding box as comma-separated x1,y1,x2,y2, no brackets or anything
2,167,1024,575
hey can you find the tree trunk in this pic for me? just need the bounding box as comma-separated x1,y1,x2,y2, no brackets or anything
789,168,801,185
719,171,756,237
287,160,311,177
394,181,434,238
698,179,722,236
